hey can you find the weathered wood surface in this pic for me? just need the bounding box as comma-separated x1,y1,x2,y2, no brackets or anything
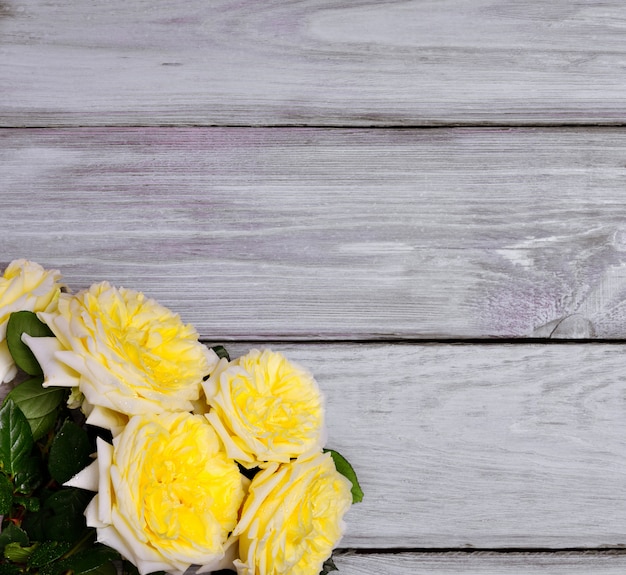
336,551,626,574
5,0,626,571
220,343,626,549
3,127,626,339
2,0,626,127
5,341,624,550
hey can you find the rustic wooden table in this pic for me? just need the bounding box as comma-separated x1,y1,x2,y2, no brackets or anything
3,1,626,573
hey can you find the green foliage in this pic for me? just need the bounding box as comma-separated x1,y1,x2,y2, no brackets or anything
4,542,38,563
42,545,118,575
27,540,72,568
48,421,92,484
325,449,363,504
4,378,67,441
0,328,108,575
0,474,13,515
6,312,54,376
13,456,42,495
25,489,93,544
211,345,230,362
0,400,34,478
0,525,29,554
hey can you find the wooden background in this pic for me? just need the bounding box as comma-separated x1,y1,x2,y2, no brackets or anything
3,0,626,572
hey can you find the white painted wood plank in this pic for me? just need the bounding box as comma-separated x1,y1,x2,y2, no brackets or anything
2,0,626,126
4,342,626,548
335,551,626,574
220,343,626,548
3,127,626,339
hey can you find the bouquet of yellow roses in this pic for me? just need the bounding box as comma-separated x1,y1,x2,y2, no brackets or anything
0,260,362,575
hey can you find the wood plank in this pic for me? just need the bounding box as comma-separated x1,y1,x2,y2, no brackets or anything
3,127,626,339
223,342,626,548
335,551,626,574
5,342,626,549
2,0,626,126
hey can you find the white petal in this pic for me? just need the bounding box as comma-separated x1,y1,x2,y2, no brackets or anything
97,524,176,575
86,406,128,436
85,495,108,529
109,509,183,574
203,347,220,375
201,357,229,399
0,340,17,384
96,438,114,525
21,335,80,388
64,459,99,491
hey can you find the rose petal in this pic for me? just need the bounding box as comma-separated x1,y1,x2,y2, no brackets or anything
64,458,99,491
0,340,17,384
86,406,127,437
21,335,80,388
96,438,114,525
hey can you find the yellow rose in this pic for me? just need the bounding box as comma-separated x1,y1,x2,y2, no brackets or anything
68,412,246,575
204,349,325,465
0,259,62,383
233,452,353,575
24,282,216,432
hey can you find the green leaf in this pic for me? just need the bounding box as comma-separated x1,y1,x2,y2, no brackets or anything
27,540,73,568
4,541,38,563
21,508,46,542
13,455,42,494
48,421,93,484
29,411,60,443
0,472,14,514
0,562,21,575
325,449,363,504
211,345,230,362
42,489,93,542
0,524,29,553
4,378,67,441
6,311,54,376
83,562,118,575
0,400,34,478
15,494,40,512
43,545,118,575
3,378,63,419
320,555,339,575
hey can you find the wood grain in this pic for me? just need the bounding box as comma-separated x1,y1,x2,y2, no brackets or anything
4,127,626,339
4,341,626,549
336,551,626,574
2,0,626,126
221,342,626,549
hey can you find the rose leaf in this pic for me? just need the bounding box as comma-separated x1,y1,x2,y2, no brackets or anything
14,454,42,494
0,472,13,514
0,524,29,553
40,489,93,543
27,540,73,568
6,311,54,376
4,541,38,563
48,421,93,484
0,400,34,478
211,345,230,362
47,545,119,575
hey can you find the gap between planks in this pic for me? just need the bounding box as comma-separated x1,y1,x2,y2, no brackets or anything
333,550,626,574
